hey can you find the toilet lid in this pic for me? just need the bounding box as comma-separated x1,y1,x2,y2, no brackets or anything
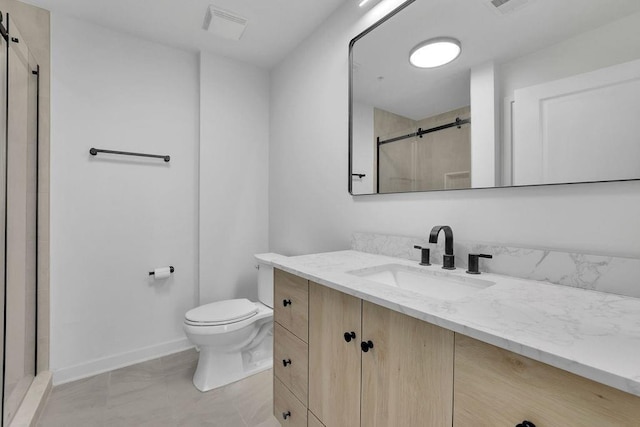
185,298,258,325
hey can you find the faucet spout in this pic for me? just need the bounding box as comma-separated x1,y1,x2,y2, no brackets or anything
429,225,455,270
429,225,453,255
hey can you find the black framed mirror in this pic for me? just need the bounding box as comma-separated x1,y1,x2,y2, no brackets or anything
349,0,640,195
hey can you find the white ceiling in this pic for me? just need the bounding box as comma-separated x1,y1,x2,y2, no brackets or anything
353,0,640,120
22,0,351,68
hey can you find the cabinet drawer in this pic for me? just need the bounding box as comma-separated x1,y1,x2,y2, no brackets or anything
274,377,307,427
274,322,308,405
274,268,309,342
454,334,640,427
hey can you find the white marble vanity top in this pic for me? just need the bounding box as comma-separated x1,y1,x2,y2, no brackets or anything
269,250,640,398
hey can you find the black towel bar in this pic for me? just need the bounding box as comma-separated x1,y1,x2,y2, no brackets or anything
90,148,170,162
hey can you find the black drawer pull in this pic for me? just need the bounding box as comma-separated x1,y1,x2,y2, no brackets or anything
282,411,291,420
282,359,292,367
283,299,292,307
516,422,536,427
361,340,374,352
344,331,356,342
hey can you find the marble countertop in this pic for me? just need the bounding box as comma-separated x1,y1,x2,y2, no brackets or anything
269,250,640,398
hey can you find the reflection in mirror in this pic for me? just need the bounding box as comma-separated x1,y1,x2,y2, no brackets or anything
349,0,640,195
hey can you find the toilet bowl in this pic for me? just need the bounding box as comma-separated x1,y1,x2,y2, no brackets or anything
184,260,274,392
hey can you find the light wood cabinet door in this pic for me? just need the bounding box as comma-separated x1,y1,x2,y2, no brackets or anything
274,323,308,405
361,301,454,427
308,282,362,427
274,269,309,342
454,334,640,427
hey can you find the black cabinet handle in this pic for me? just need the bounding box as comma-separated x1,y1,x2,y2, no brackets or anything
516,422,536,427
282,359,292,367
344,331,356,342
361,340,374,352
283,299,292,307
282,411,291,420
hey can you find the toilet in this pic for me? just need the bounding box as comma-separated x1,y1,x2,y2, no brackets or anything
183,259,274,392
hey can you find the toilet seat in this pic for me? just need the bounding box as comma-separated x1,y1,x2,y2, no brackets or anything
184,302,273,336
185,298,258,326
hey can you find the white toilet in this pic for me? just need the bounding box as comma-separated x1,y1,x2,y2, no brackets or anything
183,260,274,392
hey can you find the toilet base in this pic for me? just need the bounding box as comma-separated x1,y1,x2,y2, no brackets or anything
192,329,273,392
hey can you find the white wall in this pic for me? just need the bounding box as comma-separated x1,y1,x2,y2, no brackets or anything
50,14,199,383
199,52,269,304
269,0,640,259
499,11,640,98
469,62,498,188
351,101,374,194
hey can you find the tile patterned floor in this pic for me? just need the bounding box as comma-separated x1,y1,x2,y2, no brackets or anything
37,349,280,427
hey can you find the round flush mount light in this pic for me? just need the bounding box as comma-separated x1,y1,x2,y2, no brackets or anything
358,0,382,7
409,37,462,68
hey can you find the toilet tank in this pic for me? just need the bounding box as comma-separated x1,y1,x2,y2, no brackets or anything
257,262,274,308
256,253,287,308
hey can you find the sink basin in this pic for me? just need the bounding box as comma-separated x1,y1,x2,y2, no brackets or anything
348,263,495,300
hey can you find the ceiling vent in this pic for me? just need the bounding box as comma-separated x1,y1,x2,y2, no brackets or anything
203,6,248,41
486,0,534,15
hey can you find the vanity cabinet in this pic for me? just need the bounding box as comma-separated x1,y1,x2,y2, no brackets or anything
274,268,640,427
274,377,307,427
308,282,454,427
274,323,308,404
274,269,309,342
360,301,454,426
273,269,309,425
308,283,362,426
307,411,325,427
454,334,640,427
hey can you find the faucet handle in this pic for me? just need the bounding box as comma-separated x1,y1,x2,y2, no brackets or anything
413,245,431,266
466,253,492,275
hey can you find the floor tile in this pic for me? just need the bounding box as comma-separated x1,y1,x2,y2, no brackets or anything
174,392,246,427
227,370,274,426
38,353,277,427
160,348,198,376
38,373,109,426
252,415,281,427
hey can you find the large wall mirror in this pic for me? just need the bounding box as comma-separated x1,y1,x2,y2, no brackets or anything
349,0,640,195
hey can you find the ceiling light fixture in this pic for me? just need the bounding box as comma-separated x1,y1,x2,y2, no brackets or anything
358,0,383,7
409,37,461,68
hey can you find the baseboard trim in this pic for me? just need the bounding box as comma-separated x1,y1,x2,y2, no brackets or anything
52,338,193,385
9,371,52,427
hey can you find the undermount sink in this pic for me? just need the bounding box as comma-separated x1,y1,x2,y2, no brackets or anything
348,263,495,300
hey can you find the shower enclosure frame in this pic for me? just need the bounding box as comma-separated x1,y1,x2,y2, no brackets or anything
0,10,40,426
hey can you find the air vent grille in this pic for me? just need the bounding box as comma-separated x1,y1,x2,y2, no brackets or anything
213,10,247,26
202,5,248,41
487,0,534,15
491,0,511,7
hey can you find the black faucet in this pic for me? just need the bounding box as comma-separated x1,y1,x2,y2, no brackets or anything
413,245,431,266
467,253,493,275
429,225,455,270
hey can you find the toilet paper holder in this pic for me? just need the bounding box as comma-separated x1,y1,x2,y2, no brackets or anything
149,266,175,276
